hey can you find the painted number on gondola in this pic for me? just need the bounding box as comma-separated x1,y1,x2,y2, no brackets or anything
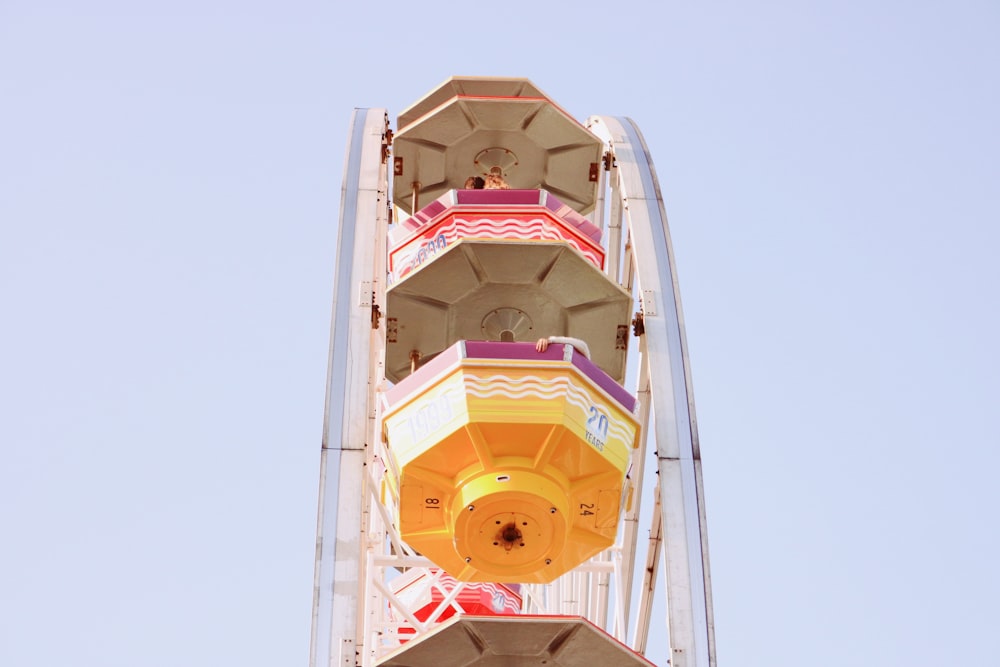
424,497,440,510
580,502,595,516
407,393,454,442
416,234,447,262
585,406,609,452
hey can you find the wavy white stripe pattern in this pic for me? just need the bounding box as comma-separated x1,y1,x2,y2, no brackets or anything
462,372,636,446
389,217,604,278
440,219,601,263
392,571,521,616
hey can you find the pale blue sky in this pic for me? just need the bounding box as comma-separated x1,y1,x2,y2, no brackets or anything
2,1,998,666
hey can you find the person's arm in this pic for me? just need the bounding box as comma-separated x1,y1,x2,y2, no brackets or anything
535,336,591,359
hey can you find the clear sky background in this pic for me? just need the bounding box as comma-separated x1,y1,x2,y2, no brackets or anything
2,1,998,666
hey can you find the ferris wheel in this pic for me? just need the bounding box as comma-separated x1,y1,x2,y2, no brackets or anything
308,77,715,667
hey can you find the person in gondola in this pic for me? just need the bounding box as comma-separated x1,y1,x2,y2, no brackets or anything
535,336,590,359
464,175,486,189
484,166,510,190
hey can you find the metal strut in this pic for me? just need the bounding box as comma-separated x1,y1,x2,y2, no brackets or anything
588,115,717,667
310,108,390,667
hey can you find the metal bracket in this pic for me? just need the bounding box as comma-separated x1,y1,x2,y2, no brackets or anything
616,324,629,350
632,311,645,337
602,150,616,171
382,128,393,164
358,281,372,307
338,638,355,666
641,289,657,316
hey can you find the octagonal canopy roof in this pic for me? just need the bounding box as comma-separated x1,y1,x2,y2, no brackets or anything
397,77,551,129
393,76,604,216
377,615,657,667
385,239,632,383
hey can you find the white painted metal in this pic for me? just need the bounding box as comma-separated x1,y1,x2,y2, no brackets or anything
606,157,625,286
588,115,717,667
310,108,391,667
619,329,655,640
632,486,663,654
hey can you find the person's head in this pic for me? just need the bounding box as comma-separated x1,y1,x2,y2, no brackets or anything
484,173,509,189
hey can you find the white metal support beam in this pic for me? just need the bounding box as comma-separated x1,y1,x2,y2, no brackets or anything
588,115,716,667
310,108,390,667
632,486,663,654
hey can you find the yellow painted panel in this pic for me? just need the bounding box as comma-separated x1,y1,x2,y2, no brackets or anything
381,355,640,582
384,375,469,468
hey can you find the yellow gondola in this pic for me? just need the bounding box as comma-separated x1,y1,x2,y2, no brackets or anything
381,340,640,583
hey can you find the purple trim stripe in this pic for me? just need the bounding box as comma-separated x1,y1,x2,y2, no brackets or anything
391,188,604,249
540,191,602,243
455,189,541,206
387,340,636,412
